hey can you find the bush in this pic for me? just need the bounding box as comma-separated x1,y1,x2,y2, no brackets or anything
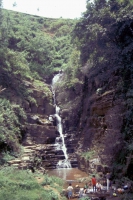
0,98,27,152
81,150,96,160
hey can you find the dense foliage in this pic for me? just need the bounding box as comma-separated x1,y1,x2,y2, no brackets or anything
0,167,66,200
0,7,76,155
1,9,76,80
0,98,26,153
72,0,133,178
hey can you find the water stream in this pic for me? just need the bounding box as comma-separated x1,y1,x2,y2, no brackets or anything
51,73,71,168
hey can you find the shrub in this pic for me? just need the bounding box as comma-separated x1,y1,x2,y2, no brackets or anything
81,150,96,160
0,98,26,152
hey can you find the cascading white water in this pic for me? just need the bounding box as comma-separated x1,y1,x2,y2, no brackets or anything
51,73,71,168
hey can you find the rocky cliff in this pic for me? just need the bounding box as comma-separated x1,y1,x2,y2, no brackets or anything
77,76,125,175
5,68,131,178
6,77,78,171
54,69,130,178
5,79,57,170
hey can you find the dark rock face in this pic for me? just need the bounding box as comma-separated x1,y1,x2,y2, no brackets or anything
76,74,125,174
54,71,126,176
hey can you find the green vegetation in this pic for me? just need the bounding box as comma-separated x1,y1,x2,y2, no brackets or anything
0,6,76,156
81,150,96,160
0,167,66,200
56,48,82,91
0,98,26,153
1,9,76,79
70,0,133,179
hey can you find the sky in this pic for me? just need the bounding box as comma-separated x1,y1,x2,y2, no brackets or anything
2,0,87,19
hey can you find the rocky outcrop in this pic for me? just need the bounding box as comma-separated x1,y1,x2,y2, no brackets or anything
7,79,79,171
74,71,127,176
7,128,78,171
7,71,126,175
7,80,56,170
53,71,127,176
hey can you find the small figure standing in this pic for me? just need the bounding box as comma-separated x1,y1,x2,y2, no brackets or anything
96,180,102,192
67,183,73,200
92,175,97,192
101,179,107,191
79,188,84,198
84,182,89,193
123,183,129,191
106,172,111,191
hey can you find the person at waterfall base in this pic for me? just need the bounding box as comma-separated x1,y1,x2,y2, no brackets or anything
84,182,89,193
96,180,102,192
79,188,84,198
92,175,97,192
67,183,73,199
106,172,111,191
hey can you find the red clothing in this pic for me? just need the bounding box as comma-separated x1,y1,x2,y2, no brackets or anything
92,177,96,185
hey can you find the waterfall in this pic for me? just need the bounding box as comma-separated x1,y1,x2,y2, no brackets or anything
51,73,71,168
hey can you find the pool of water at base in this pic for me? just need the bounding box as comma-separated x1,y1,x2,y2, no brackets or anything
47,168,89,188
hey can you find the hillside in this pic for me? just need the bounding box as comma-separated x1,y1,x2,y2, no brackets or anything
0,8,76,157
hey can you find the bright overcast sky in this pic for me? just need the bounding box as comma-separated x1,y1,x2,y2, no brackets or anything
2,0,87,19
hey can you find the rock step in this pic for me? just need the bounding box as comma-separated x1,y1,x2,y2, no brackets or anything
66,144,78,148
24,145,43,148
23,149,35,153
71,164,78,168
7,160,22,164
45,166,56,169
42,155,66,160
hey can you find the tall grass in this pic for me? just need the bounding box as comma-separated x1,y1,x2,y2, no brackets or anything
0,167,66,200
